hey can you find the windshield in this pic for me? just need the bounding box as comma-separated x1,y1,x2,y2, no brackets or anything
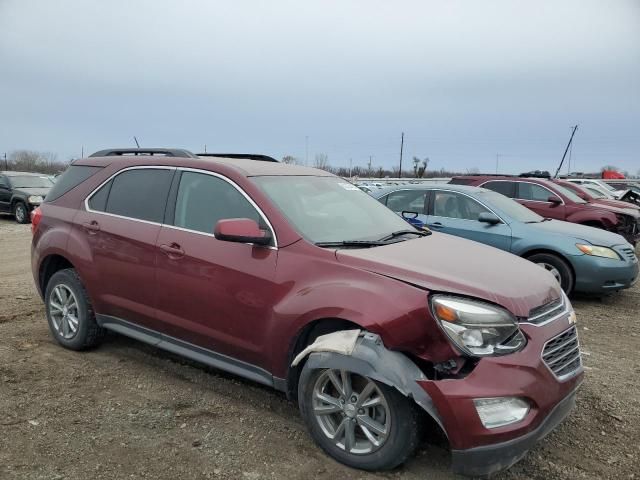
552,183,587,203
10,176,54,189
580,185,605,199
253,176,414,243
477,191,544,223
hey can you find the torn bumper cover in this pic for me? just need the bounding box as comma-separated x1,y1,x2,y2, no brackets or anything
292,330,444,428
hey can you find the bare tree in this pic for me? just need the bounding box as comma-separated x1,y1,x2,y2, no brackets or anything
313,153,330,170
7,150,66,174
412,156,429,178
467,167,480,174
281,155,299,165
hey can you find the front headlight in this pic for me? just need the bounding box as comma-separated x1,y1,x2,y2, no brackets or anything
576,244,620,260
28,195,43,205
431,295,526,357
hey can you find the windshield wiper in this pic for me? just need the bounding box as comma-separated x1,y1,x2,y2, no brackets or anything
541,217,552,222
378,229,430,242
315,240,387,248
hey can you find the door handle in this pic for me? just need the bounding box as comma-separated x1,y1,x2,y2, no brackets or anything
430,222,444,229
83,221,100,233
160,243,185,258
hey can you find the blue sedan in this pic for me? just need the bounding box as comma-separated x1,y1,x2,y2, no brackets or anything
373,184,639,295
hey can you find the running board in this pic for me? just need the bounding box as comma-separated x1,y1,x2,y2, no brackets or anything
97,315,281,390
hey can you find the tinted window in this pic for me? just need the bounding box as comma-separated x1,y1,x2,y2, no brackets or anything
482,181,516,198
105,169,173,222
173,172,262,235
517,182,558,202
46,166,101,201
88,179,112,211
433,191,489,220
385,190,427,214
0,176,9,188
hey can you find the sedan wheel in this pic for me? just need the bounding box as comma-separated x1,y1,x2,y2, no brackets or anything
537,262,562,284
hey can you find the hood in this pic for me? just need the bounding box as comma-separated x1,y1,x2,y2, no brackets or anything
336,233,561,318
14,187,51,196
589,199,640,214
527,219,628,247
584,201,640,218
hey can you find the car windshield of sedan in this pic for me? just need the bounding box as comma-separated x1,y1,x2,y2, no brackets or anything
477,191,544,223
254,176,417,244
10,176,54,188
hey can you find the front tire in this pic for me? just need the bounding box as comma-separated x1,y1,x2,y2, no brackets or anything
13,201,29,224
44,268,105,350
298,364,420,471
527,252,574,295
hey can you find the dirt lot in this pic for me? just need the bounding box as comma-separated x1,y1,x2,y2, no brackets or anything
1,217,638,480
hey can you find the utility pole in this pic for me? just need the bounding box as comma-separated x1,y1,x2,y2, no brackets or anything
134,136,141,148
349,158,352,178
399,132,404,178
554,125,579,178
204,144,207,153
368,156,372,176
81,145,84,158
305,136,309,166
4,152,8,170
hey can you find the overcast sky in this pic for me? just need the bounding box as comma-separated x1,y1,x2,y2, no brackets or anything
1,0,638,174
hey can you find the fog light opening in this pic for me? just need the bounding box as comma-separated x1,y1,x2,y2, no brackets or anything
473,397,530,429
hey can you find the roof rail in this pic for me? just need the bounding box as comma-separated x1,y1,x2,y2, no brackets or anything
197,153,279,163
89,148,198,158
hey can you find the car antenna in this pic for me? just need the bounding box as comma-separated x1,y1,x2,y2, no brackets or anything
553,125,578,178
133,136,141,148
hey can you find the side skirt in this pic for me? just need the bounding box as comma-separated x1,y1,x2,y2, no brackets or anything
97,315,286,391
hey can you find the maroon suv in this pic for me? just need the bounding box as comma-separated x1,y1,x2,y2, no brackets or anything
451,175,640,244
32,149,583,477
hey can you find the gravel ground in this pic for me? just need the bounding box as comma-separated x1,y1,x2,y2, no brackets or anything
1,216,638,480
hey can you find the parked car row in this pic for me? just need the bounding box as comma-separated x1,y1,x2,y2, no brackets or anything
31,148,588,477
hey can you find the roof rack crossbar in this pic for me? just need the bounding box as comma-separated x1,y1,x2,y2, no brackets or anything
197,153,279,162
89,148,198,158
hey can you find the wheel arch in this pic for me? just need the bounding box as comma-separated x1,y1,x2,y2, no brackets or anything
38,254,76,298
521,248,576,282
285,317,362,401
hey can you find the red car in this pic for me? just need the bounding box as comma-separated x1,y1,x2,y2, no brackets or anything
32,149,583,477
451,175,640,245
554,179,640,213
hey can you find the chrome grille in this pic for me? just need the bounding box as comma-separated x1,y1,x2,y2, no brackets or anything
542,326,582,380
526,296,566,326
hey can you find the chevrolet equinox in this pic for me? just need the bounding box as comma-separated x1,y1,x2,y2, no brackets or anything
31,149,583,477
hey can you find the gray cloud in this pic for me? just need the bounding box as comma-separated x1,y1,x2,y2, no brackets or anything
1,0,639,173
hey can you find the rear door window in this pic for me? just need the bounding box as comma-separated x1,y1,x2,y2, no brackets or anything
45,166,102,202
171,171,263,235
482,181,516,198
99,168,173,223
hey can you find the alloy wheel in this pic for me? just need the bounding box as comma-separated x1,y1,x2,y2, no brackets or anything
312,369,390,455
49,285,80,340
537,262,562,284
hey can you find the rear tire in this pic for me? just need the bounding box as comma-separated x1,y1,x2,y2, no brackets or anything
44,268,105,350
298,363,420,471
13,201,29,224
527,253,574,295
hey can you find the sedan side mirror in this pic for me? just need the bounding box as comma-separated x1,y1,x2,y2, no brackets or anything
214,218,272,246
548,196,562,205
478,212,501,224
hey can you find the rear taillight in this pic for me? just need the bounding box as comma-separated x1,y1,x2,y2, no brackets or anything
31,207,42,234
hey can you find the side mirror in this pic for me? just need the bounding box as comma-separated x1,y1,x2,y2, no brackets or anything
478,212,501,224
214,218,272,246
548,196,562,205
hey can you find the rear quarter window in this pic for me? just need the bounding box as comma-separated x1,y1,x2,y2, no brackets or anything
45,166,103,202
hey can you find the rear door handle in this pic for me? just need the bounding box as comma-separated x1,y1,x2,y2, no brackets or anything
160,243,185,258
83,221,100,233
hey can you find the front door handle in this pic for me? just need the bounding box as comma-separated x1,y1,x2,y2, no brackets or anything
160,243,185,258
429,222,444,229
83,221,100,233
